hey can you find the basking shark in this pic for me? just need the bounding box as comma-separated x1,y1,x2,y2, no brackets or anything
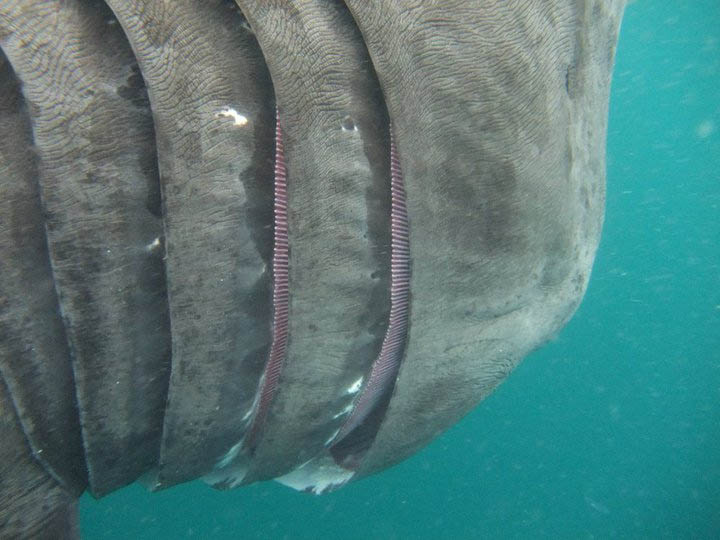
0,0,624,536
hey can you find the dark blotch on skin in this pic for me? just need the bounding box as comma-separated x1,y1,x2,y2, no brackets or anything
116,64,148,109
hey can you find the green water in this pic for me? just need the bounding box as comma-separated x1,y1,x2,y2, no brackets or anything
80,1,720,538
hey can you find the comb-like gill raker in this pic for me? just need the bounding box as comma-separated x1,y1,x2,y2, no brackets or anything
331,127,410,448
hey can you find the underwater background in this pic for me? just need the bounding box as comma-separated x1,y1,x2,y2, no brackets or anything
79,1,720,538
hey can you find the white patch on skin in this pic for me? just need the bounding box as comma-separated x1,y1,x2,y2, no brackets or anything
215,441,242,470
215,107,248,126
203,444,250,489
324,429,340,447
346,377,363,394
333,403,353,419
243,383,263,423
276,456,355,495
145,237,161,252
203,463,249,490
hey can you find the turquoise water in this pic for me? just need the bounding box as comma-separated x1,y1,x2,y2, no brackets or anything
80,2,719,538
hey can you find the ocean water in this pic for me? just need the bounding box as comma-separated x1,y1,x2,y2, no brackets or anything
79,2,720,538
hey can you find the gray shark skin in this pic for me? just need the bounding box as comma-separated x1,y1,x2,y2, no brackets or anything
0,0,624,537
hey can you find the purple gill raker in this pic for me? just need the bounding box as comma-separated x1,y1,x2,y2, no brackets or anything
332,125,410,445
244,107,289,451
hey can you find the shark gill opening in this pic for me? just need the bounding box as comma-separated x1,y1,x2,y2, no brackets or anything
236,1,411,472
243,107,289,452
241,113,410,475
329,128,411,470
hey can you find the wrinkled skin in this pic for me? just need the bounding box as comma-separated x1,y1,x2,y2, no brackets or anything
0,0,624,537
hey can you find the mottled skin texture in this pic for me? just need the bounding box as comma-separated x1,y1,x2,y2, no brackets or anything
0,0,624,537
345,0,625,479
0,0,169,498
231,0,393,485
0,51,86,496
103,0,276,490
0,380,78,539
